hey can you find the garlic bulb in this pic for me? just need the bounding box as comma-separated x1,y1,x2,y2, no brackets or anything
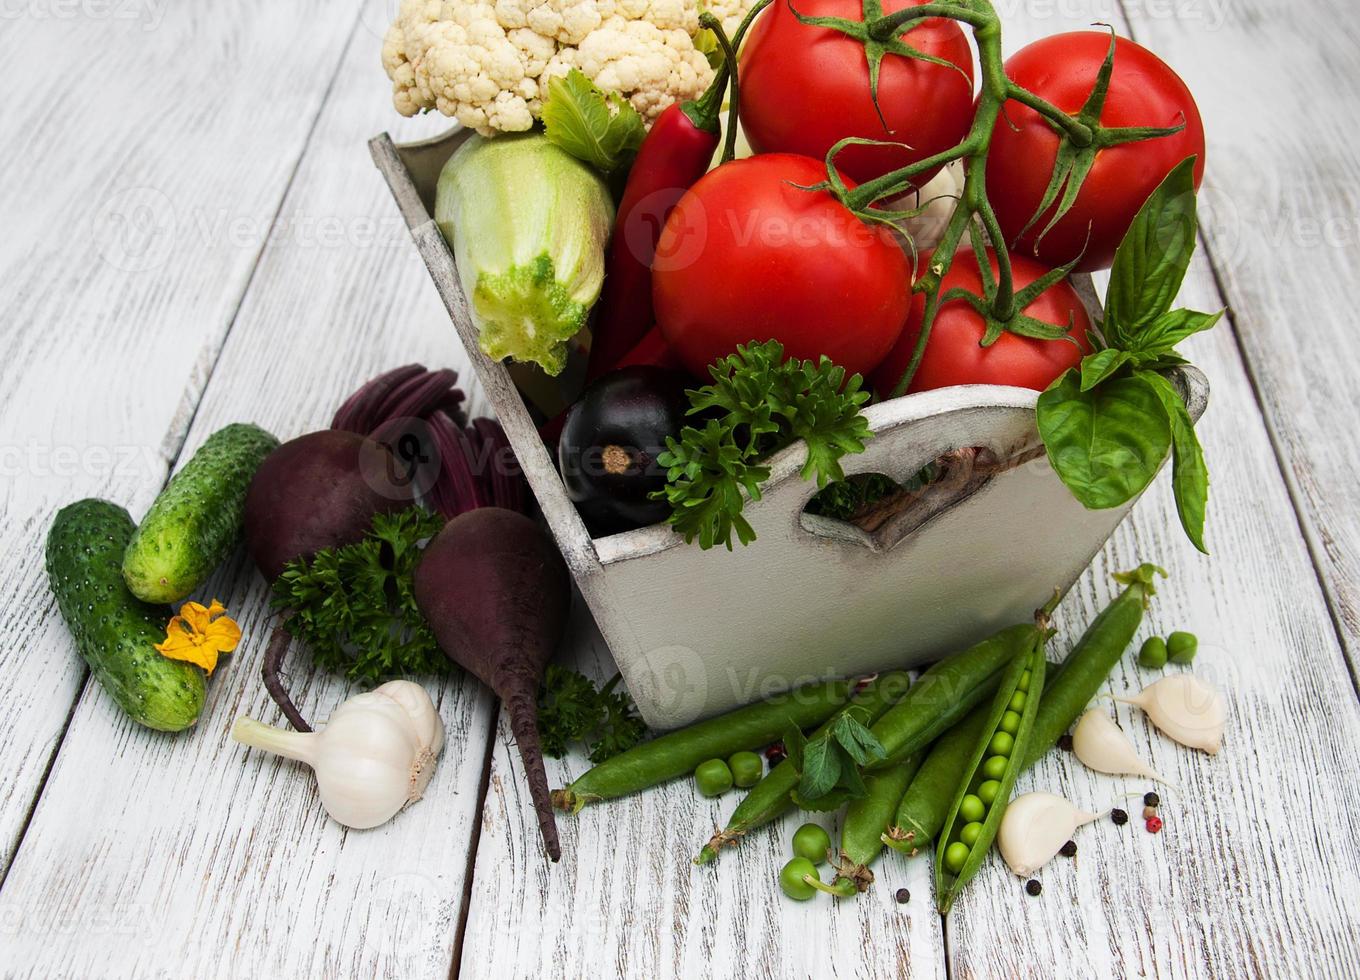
1072,707,1167,782
1117,674,1226,754
232,680,445,829
997,792,1102,877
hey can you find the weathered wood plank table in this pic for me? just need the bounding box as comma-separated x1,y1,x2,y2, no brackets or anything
2,0,1358,976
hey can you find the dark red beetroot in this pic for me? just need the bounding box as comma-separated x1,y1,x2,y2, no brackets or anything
249,365,465,732
414,507,570,862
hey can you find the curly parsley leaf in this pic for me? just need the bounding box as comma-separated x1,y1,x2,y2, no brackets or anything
653,340,872,550
541,68,645,177
537,666,647,763
271,507,449,685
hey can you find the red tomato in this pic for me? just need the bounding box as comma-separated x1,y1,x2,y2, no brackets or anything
870,249,1092,396
986,32,1205,271
739,0,975,186
653,154,912,379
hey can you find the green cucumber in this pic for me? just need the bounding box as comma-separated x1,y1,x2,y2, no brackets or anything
48,499,206,731
123,423,278,602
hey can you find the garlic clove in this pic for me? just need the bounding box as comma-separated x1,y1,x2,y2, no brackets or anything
1072,707,1167,782
373,680,446,757
997,792,1102,877
1117,674,1226,754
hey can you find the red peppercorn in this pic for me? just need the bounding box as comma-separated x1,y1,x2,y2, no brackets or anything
1146,815,1163,834
765,743,787,764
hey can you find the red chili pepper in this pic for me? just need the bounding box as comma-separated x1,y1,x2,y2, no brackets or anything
584,69,729,383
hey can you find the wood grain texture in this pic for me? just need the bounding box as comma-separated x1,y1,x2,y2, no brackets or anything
0,0,368,878
0,3,500,977
1119,0,1360,671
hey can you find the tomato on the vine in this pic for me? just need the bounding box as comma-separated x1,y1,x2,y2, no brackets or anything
985,32,1205,271
653,154,912,379
739,0,975,186
869,249,1091,396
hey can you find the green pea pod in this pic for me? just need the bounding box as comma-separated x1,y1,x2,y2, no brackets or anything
868,622,1037,766
1024,563,1164,766
552,679,855,811
884,707,990,857
818,751,924,897
695,671,914,864
935,625,1051,915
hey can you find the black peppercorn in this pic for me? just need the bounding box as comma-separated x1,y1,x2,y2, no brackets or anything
1060,840,1077,857
1144,791,1160,808
1111,808,1129,826
1057,734,1074,751
895,888,910,904
1025,879,1042,896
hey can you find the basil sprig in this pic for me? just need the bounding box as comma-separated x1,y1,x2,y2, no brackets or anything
1037,157,1221,552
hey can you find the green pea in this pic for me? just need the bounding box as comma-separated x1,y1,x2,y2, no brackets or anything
792,822,832,864
978,780,1001,806
728,751,763,788
1017,669,1032,692
981,755,1008,780
1168,631,1198,664
780,857,820,901
988,731,1014,757
694,759,733,798
1008,690,1027,712
959,794,985,823
1138,635,1168,669
944,841,970,873
959,822,984,847
999,710,1021,734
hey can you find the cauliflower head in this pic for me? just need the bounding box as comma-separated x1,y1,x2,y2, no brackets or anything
383,0,723,136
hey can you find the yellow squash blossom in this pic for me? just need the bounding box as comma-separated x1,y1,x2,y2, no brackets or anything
155,600,241,675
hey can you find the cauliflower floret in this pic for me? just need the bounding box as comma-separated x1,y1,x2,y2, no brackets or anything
383,0,716,135
557,17,710,123
698,0,758,39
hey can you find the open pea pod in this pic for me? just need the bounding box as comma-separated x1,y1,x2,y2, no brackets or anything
934,616,1053,915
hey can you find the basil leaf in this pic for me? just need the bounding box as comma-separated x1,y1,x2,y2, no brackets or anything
1037,369,1171,509
1140,370,1210,553
1136,308,1224,355
540,69,645,176
1079,349,1132,391
1104,157,1200,347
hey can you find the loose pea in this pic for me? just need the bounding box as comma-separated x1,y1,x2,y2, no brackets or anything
780,857,820,901
728,751,763,788
1138,635,1168,669
1007,691,1027,712
1168,631,1198,664
944,841,970,873
981,755,1008,780
694,759,733,797
999,710,1022,735
792,823,832,864
959,822,984,847
959,794,986,823
988,731,1014,757
1017,669,1032,692
977,779,1001,806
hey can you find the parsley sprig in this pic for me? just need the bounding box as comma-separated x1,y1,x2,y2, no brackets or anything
537,665,647,763
653,340,873,550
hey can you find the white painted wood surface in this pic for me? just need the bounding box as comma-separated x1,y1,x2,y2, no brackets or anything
2,0,1359,978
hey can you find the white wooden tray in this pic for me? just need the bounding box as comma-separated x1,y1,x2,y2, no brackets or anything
370,128,1208,729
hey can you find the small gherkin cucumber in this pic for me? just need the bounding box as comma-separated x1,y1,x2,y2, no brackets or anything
123,423,278,602
47,499,206,731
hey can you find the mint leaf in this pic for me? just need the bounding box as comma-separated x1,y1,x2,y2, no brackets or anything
540,69,645,176
1037,369,1171,510
831,710,887,766
1104,156,1200,346
799,730,843,800
1140,370,1210,553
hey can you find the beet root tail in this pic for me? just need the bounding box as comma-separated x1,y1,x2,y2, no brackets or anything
504,687,562,862
262,622,313,732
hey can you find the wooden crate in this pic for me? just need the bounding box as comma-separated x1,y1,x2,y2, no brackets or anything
370,127,1208,729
